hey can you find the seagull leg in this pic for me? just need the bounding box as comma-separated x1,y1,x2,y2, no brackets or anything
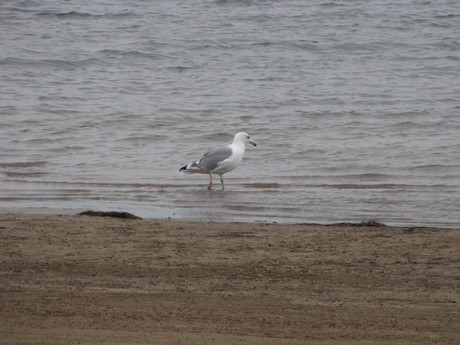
207,172,213,190
220,175,225,190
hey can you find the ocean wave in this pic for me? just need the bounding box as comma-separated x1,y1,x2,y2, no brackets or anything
97,49,167,60
0,57,103,69
0,57,106,70
406,164,460,172
0,161,47,168
4,171,48,178
35,10,137,19
0,57,75,68
213,0,258,6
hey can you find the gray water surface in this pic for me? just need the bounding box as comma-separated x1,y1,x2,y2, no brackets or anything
1,0,459,227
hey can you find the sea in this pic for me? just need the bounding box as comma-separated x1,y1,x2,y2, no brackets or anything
1,0,459,227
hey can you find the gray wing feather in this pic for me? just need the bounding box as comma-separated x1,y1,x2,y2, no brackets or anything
194,147,233,171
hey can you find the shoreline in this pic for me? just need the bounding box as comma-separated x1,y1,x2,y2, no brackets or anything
0,207,458,229
1,213,458,344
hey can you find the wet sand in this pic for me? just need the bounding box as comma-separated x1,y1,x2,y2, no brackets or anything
0,214,458,344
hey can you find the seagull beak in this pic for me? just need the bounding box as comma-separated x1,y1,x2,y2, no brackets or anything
249,139,257,147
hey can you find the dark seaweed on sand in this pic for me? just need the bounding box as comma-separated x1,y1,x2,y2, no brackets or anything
79,210,141,220
332,220,386,227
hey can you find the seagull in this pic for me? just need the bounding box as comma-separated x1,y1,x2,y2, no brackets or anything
179,132,257,190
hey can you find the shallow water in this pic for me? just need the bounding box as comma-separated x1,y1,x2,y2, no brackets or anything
1,0,459,227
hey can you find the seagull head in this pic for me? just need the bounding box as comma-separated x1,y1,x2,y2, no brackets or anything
235,132,257,147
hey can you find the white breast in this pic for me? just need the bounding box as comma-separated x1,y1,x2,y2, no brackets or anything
212,143,245,175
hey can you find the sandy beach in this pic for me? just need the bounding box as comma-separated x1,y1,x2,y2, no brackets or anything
0,213,458,344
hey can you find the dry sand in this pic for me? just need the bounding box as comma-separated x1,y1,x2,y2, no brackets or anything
0,213,458,344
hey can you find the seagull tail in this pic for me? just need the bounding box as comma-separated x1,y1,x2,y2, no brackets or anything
179,162,205,174
179,163,196,173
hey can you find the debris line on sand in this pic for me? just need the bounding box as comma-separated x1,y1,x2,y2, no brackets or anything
78,210,141,220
